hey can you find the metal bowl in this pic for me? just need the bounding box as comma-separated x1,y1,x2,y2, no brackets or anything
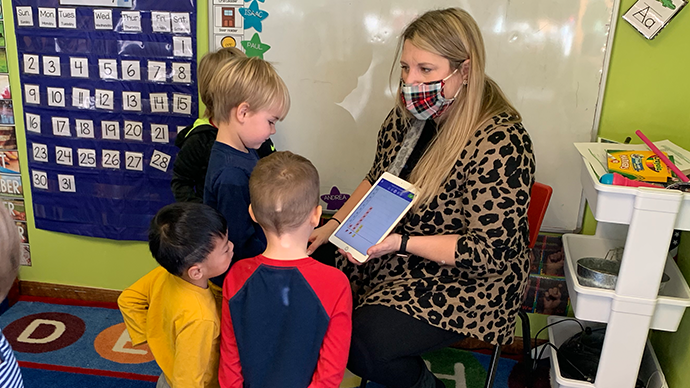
577,257,671,292
577,257,620,290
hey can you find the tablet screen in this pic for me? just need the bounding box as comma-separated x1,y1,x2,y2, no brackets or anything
334,178,415,255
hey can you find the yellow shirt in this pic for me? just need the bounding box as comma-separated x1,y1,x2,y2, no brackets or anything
118,266,221,388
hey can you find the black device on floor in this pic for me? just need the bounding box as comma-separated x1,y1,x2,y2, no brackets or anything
533,320,654,388
557,327,648,387
557,327,605,383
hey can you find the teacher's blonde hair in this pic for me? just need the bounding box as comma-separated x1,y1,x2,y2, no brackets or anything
392,8,520,209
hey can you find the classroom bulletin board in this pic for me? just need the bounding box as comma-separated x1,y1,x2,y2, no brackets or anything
13,0,198,241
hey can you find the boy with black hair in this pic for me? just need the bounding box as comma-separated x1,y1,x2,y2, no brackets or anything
0,210,24,388
118,203,233,388
219,151,352,388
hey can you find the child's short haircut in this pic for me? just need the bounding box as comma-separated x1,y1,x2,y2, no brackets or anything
198,47,246,120
0,210,20,301
249,151,319,235
209,57,290,124
149,203,227,276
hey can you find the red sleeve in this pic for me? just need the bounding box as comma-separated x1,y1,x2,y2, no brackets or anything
307,273,353,388
219,291,243,388
219,259,260,388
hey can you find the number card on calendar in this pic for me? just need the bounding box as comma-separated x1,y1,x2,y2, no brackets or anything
13,0,198,240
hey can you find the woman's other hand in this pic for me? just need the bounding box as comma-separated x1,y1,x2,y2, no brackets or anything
307,219,339,255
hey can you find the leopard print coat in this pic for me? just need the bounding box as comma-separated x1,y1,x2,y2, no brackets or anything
336,111,536,345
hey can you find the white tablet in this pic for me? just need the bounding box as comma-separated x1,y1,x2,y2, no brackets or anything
329,172,417,263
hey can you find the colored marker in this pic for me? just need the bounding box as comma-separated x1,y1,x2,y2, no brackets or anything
600,173,664,188
635,130,690,182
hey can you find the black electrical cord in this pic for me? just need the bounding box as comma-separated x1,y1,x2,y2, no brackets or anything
536,341,559,364
528,317,609,383
534,341,594,382
531,318,585,371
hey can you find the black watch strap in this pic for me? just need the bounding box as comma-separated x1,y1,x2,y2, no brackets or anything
397,233,410,256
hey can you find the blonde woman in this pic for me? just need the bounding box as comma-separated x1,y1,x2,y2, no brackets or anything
308,8,535,388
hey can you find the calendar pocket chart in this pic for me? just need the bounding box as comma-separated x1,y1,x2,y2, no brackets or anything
14,0,198,240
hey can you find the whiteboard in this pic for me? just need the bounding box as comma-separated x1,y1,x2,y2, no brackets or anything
225,0,618,232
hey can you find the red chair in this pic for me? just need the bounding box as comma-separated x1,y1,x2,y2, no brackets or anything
359,182,553,388
527,182,554,250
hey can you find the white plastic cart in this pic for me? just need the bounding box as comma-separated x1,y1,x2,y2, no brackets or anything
548,154,690,388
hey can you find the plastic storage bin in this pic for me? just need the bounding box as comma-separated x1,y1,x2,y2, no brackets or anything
580,159,690,230
562,234,690,332
547,316,668,388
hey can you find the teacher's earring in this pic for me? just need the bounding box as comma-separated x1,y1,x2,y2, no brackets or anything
462,79,468,86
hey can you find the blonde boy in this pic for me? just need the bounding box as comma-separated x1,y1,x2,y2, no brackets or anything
203,57,290,284
172,47,245,203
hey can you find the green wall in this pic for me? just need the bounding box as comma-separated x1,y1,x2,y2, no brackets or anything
594,1,690,387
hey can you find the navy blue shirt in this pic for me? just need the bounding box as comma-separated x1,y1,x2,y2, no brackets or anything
204,142,266,279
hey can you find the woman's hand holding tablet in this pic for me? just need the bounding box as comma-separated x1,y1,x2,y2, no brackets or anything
329,172,417,263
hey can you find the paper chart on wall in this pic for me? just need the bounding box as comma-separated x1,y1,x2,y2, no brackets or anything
14,0,199,241
210,0,244,51
208,0,272,60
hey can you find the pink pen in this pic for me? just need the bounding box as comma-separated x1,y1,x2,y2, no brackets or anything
600,173,665,188
635,130,690,183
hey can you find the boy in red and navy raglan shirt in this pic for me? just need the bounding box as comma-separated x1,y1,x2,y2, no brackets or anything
219,151,352,388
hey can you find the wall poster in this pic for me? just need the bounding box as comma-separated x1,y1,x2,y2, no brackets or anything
13,0,198,240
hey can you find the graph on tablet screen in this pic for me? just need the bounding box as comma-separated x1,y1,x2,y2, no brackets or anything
334,178,414,254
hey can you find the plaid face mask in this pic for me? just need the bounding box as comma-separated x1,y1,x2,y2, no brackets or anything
401,69,459,120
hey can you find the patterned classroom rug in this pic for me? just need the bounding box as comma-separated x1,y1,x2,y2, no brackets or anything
0,297,541,388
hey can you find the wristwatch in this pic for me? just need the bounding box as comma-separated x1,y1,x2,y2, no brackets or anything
397,232,410,257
